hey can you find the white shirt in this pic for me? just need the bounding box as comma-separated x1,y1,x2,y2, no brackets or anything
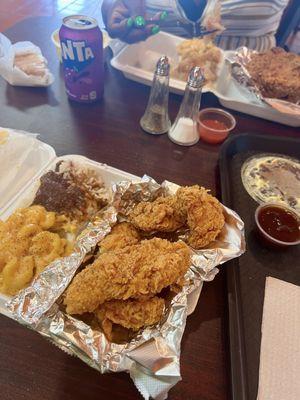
145,0,289,51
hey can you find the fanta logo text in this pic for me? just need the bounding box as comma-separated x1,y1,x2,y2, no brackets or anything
62,40,94,62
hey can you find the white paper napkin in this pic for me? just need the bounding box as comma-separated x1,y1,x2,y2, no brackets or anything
257,277,300,400
0,33,54,86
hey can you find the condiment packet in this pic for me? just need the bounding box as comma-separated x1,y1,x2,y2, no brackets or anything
0,33,54,87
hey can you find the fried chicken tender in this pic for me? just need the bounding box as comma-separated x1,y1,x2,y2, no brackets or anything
129,185,225,248
95,296,165,332
64,238,190,315
98,222,140,253
175,186,225,248
187,199,225,248
130,196,185,232
175,185,208,214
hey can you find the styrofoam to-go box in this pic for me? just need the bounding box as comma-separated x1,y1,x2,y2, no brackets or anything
0,127,140,318
110,32,300,127
110,31,224,95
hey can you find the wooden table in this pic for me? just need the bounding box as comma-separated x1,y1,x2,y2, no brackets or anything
0,17,298,400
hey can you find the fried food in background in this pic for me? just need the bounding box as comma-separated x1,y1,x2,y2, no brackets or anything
173,38,222,85
130,196,185,232
0,205,71,295
33,160,110,233
176,186,225,248
247,48,300,104
98,222,140,254
64,238,190,315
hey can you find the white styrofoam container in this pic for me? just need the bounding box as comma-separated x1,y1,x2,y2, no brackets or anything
215,57,300,128
110,31,223,95
110,33,300,127
0,129,140,319
0,129,55,212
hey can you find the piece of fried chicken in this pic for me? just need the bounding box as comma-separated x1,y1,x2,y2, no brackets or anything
98,222,140,253
175,186,225,248
95,296,165,333
64,238,190,315
130,196,185,232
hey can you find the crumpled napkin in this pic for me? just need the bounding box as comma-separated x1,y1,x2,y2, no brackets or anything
0,33,54,86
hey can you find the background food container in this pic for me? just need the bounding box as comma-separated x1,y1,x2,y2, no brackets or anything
110,31,224,95
110,32,300,127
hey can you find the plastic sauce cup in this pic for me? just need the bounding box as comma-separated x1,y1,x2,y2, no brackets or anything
198,108,236,144
255,203,300,249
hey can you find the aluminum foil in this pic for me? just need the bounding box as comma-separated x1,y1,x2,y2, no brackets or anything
226,47,300,117
7,176,245,400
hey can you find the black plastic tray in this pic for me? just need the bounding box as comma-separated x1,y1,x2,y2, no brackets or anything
219,133,300,400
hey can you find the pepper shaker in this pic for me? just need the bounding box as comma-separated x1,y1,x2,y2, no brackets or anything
168,67,205,146
140,56,171,135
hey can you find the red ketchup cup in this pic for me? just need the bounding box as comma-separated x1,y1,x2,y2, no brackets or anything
198,108,236,144
255,203,300,249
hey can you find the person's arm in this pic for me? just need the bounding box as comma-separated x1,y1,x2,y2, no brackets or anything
102,0,160,43
102,0,113,25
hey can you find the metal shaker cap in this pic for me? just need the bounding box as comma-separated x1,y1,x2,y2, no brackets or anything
187,67,205,88
155,56,170,76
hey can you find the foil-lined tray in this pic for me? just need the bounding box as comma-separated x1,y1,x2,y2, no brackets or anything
7,176,245,400
226,47,300,117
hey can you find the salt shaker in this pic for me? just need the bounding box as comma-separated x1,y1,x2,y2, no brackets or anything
140,56,171,135
168,67,205,146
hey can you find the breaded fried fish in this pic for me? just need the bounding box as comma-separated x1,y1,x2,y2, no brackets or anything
64,238,190,315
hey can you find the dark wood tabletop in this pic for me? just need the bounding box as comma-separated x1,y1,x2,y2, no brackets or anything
0,16,299,400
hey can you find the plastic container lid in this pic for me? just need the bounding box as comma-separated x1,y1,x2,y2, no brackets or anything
0,127,56,212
